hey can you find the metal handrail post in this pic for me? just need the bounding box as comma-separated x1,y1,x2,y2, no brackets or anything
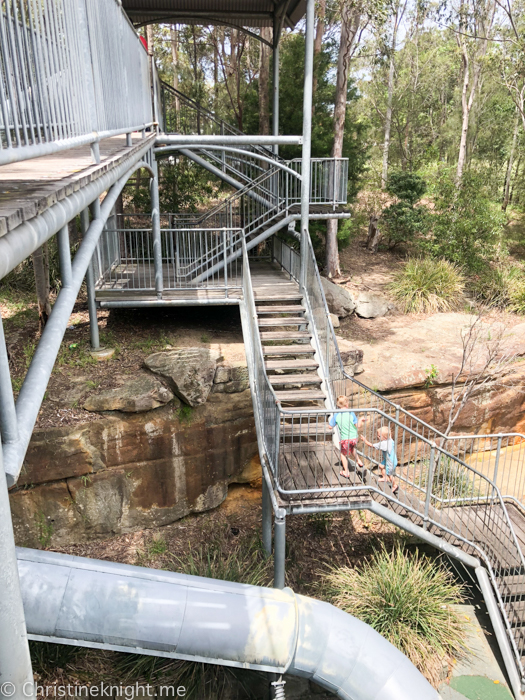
223,229,228,297
299,0,314,290
492,435,503,504
0,436,35,699
150,159,163,299
423,445,436,530
82,207,100,351
57,224,72,288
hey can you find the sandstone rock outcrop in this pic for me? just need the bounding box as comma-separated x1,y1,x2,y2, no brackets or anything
145,348,220,406
84,374,175,413
11,391,258,548
321,277,356,318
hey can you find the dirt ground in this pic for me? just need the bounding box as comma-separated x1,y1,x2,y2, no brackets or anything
1,290,245,429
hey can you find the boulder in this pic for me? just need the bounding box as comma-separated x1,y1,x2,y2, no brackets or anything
321,277,356,318
84,374,175,413
212,365,250,394
354,291,392,319
336,336,364,376
145,348,220,407
330,313,340,329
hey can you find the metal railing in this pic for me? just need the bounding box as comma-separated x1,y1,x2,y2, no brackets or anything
93,226,242,295
0,0,154,165
242,231,525,682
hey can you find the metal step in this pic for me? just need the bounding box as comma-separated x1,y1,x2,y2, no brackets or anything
260,330,311,341
282,424,331,437
262,345,316,356
255,294,303,302
257,305,306,314
265,359,319,370
258,317,306,327
269,373,321,386
274,389,327,401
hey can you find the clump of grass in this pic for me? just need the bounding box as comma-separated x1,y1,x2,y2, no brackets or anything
168,534,272,587
390,258,465,314
324,545,467,686
419,455,478,506
468,263,525,314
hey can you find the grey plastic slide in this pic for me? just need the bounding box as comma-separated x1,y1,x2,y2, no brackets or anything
17,547,438,700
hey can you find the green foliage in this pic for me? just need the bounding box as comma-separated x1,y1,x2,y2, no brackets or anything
30,642,80,676
387,172,427,205
177,405,194,423
308,511,334,535
469,264,525,313
419,455,478,506
423,171,507,271
168,533,271,587
325,546,467,686
424,364,439,388
390,258,465,314
35,511,53,548
380,172,429,247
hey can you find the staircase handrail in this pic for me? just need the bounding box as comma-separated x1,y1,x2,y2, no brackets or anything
243,233,525,680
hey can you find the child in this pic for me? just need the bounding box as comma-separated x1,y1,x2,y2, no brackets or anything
328,395,367,478
361,425,399,494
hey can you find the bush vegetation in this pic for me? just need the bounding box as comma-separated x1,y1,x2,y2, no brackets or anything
325,546,467,686
469,264,525,314
390,258,465,313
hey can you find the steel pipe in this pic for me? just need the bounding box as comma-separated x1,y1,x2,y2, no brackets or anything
16,547,438,700
156,135,302,146
274,514,286,589
0,443,34,699
84,207,100,351
99,299,241,308
0,312,18,445
262,478,272,556
150,160,163,298
57,224,72,288
3,161,150,487
299,0,315,289
0,138,155,280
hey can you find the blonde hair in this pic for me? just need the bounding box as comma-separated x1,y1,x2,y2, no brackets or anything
336,395,349,408
377,426,391,439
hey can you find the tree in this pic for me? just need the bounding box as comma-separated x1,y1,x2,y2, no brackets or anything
380,0,408,188
258,28,272,134
326,0,367,278
454,0,497,182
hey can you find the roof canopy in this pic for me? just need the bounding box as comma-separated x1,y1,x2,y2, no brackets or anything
122,0,306,31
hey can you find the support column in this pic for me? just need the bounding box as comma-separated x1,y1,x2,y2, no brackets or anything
299,0,315,289
272,15,280,157
0,437,35,699
274,513,286,589
57,224,72,288
0,312,18,445
81,207,100,351
150,159,163,299
262,478,272,556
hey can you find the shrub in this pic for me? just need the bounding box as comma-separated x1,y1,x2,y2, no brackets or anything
423,171,506,271
381,172,429,248
390,258,465,313
469,264,525,313
325,546,467,686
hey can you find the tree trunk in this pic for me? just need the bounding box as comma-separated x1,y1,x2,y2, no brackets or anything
312,0,326,104
366,215,381,252
259,27,272,135
456,42,471,183
33,244,51,329
381,0,403,189
325,3,362,279
503,109,520,211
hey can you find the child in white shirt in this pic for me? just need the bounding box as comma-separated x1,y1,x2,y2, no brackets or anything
361,425,399,494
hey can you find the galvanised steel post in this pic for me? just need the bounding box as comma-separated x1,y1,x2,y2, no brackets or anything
57,224,72,288
0,312,18,445
150,159,163,299
423,445,436,531
262,478,272,556
0,436,35,699
272,14,280,156
299,0,314,289
274,513,286,589
82,207,100,350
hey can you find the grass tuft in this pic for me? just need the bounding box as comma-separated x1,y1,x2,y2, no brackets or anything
324,545,467,686
390,258,465,314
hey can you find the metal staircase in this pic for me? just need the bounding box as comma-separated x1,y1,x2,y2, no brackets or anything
90,84,525,696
